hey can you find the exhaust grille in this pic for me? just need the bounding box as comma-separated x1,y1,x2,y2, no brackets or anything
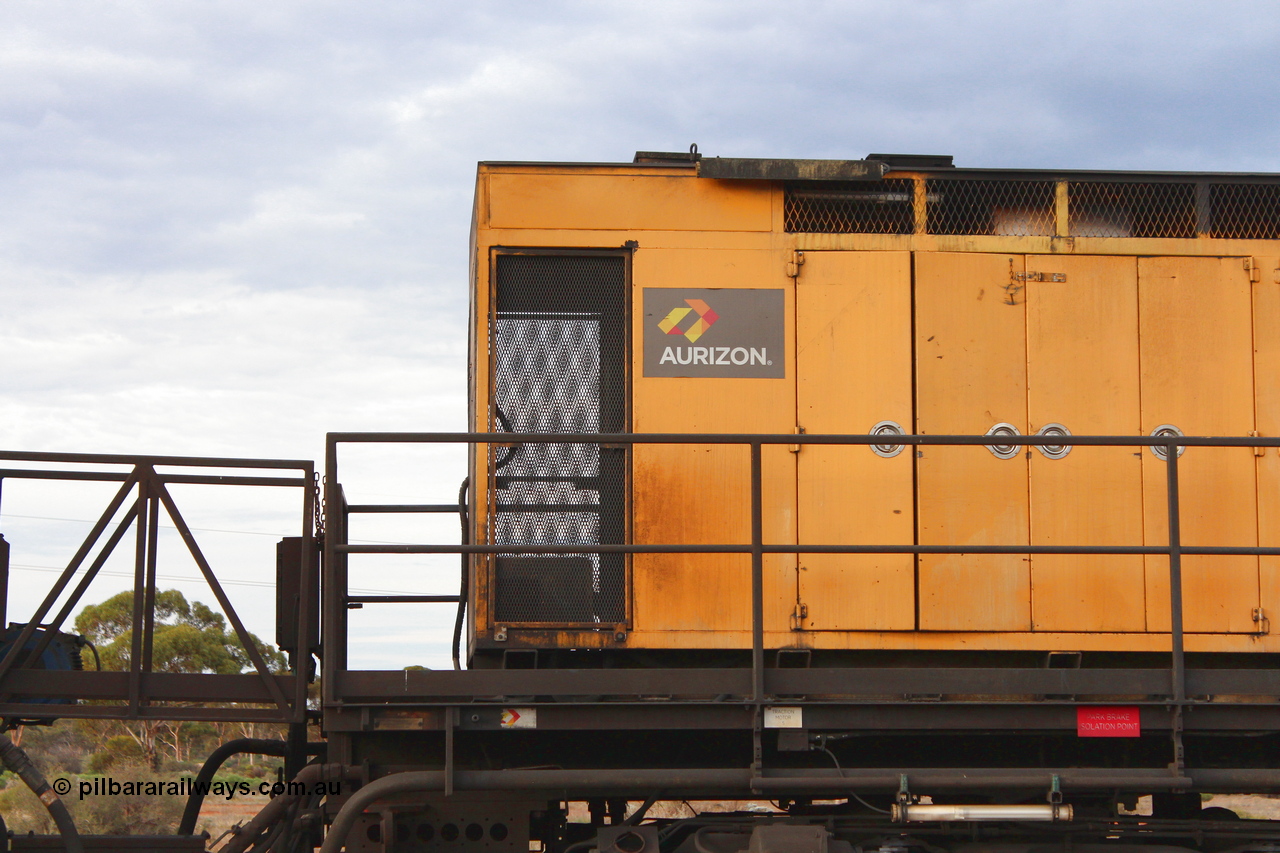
784,179,915,234
927,179,1056,236
785,176,1280,238
1068,182,1197,238
1210,183,1280,239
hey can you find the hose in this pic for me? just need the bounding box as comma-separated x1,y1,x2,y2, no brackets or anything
454,401,518,670
221,763,353,853
493,405,520,471
623,791,661,825
452,476,470,672
318,772,439,853
178,738,288,835
0,733,83,853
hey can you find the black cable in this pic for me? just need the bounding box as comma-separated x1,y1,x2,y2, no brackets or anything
493,405,520,471
451,476,470,672
0,733,84,853
820,746,890,815
453,402,519,669
623,791,662,825
81,638,100,671
178,738,288,835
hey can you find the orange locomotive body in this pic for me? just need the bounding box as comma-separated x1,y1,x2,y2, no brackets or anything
469,151,1280,660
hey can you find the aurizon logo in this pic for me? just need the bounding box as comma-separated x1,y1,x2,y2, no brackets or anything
657,298,719,342
655,297,769,367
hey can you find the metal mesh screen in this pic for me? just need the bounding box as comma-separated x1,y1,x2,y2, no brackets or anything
927,179,1056,236
784,179,915,233
1210,183,1280,239
491,254,626,625
1069,182,1196,238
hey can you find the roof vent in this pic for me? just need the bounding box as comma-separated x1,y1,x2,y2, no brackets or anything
634,148,702,164
867,153,955,169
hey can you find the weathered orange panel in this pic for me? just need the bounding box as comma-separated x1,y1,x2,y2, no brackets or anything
488,173,772,233
1255,256,1280,638
1025,255,1145,631
630,247,795,635
915,252,1030,631
1139,256,1259,633
795,251,915,630
472,161,1280,655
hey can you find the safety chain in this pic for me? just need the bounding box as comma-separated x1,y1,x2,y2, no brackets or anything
314,472,325,538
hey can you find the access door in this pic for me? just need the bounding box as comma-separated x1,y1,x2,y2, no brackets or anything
629,247,797,637
915,252,1031,631
1139,257,1259,633
1024,255,1145,631
489,253,628,626
795,251,915,630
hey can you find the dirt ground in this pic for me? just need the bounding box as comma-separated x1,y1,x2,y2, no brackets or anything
1203,794,1280,820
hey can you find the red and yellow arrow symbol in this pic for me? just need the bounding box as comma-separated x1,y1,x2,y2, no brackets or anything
658,299,719,343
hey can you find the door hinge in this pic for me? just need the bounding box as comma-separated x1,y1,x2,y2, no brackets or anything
1254,608,1270,635
1244,257,1262,283
789,425,805,453
790,601,809,631
786,250,806,279
1014,271,1067,283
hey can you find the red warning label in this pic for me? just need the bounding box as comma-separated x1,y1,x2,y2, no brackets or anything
1077,706,1140,737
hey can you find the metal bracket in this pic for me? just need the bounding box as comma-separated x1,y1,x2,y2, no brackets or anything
896,774,916,805
1047,774,1063,805
790,601,808,631
445,706,457,797
1254,607,1271,635
1169,706,1186,777
789,425,804,454
493,625,508,642
1245,257,1262,283
786,250,806,279
1015,271,1067,283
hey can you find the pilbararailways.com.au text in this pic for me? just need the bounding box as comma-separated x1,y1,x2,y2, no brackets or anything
54,777,343,801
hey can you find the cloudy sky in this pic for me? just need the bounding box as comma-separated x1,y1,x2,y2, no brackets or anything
2,0,1279,669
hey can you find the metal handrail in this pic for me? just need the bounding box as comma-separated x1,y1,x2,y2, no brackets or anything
0,450,314,723
325,431,1278,710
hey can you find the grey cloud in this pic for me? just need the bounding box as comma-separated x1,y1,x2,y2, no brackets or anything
2,0,1280,666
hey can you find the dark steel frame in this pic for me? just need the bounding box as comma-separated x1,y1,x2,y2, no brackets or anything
323,431,1280,793
326,430,1280,695
0,450,314,724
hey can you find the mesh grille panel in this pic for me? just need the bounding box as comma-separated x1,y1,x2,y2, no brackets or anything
491,254,626,625
785,176,1280,238
784,179,915,233
1210,183,1280,239
1069,182,1196,238
927,179,1056,236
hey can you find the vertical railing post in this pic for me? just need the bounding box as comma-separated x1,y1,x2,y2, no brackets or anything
750,441,764,704
291,462,316,725
1165,439,1186,703
0,476,8,631
128,473,148,716
140,486,160,674
322,437,341,706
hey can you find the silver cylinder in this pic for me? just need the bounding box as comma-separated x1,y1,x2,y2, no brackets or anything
892,803,1072,822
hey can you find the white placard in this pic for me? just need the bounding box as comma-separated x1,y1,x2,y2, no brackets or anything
763,706,803,729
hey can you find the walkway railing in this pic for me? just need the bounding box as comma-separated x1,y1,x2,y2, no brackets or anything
0,450,314,723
